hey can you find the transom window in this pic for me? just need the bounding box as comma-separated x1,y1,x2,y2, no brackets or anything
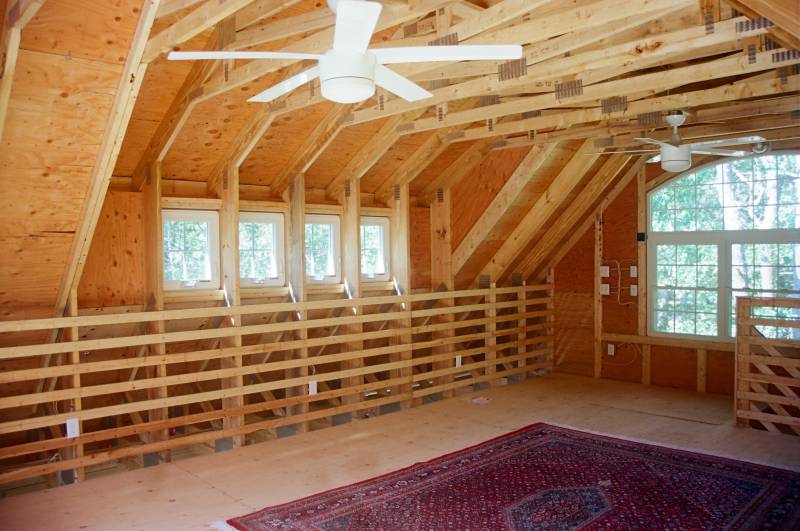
162,209,220,290
305,214,341,283
360,216,390,281
648,153,800,340
239,212,285,287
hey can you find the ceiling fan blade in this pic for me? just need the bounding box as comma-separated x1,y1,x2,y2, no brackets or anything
635,137,671,147
168,51,323,61
690,147,748,157
248,66,320,103
374,65,432,102
685,135,766,149
333,0,382,52
587,149,660,155
373,45,522,64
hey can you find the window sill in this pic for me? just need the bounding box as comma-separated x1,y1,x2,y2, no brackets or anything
601,332,735,352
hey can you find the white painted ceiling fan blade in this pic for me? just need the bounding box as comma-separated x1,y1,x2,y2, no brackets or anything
685,135,766,149
587,149,660,155
374,65,432,102
168,51,323,61
372,45,523,64
248,66,320,103
333,0,382,52
690,147,748,157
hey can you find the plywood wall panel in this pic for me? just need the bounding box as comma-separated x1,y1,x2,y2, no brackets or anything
706,350,735,395
409,141,475,197
305,118,389,187
650,346,697,391
78,192,145,308
360,131,432,194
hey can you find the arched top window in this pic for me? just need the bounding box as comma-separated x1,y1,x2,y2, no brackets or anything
649,153,799,233
647,153,800,340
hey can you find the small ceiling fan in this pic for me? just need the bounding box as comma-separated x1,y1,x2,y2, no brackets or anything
595,110,769,172
168,0,522,104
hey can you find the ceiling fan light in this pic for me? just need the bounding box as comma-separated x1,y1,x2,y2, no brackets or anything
660,144,692,173
322,77,375,103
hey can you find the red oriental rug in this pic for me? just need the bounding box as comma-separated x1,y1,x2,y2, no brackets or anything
227,423,800,530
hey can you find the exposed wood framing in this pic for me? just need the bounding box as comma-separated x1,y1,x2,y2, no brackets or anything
416,140,491,206
430,187,454,398
0,0,45,142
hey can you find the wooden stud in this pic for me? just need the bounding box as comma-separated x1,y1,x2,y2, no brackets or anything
430,188,455,398
341,178,363,411
593,213,603,379
391,183,413,407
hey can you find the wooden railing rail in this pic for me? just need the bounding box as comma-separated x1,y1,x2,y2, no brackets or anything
0,285,553,487
734,296,800,436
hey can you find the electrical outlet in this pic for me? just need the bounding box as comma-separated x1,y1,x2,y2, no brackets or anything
607,344,615,356
630,265,638,277
308,380,318,395
630,284,638,296
600,283,610,295
66,418,80,438
455,355,462,368
600,266,610,277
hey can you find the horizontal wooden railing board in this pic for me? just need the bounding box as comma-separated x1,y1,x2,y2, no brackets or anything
0,286,554,487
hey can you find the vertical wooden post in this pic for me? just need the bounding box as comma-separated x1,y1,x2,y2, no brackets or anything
390,183,413,408
66,288,84,482
636,167,651,385
697,348,707,393
142,161,169,461
735,298,751,426
430,187,455,398
593,213,603,379
487,282,497,386
218,163,244,446
516,279,527,375
286,173,309,431
546,268,555,370
341,178,363,410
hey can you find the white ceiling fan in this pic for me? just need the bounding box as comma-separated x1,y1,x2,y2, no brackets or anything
168,0,522,105
596,110,769,172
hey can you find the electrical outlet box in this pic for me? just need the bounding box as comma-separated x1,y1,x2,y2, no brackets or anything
607,344,615,356
308,380,318,395
630,284,638,296
66,418,80,438
600,266,610,277
600,283,610,296
630,265,638,278
455,355,462,368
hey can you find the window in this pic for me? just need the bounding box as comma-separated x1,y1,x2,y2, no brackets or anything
305,214,340,283
648,153,800,340
360,216,390,281
239,212,285,287
162,209,220,290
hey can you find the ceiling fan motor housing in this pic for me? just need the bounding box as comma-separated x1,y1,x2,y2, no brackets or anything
661,144,692,173
319,50,377,103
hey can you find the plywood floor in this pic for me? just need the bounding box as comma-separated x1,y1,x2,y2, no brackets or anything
2,373,799,530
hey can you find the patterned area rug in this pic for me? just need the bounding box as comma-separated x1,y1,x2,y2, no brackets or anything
227,423,800,530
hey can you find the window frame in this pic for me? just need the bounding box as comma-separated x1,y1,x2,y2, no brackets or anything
304,213,341,284
646,152,800,341
162,209,221,291
239,211,286,288
360,215,391,282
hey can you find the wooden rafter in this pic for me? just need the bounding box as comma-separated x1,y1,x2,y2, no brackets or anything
0,0,45,142
416,139,491,206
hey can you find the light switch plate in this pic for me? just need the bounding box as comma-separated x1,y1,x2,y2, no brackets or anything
600,266,610,277
66,418,80,438
455,355,462,368
630,265,638,277
308,381,318,395
600,283,610,296
630,284,638,296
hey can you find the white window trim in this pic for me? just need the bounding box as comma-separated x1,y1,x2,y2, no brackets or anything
305,213,341,284
360,216,391,282
239,211,286,288
162,209,220,291
646,152,800,341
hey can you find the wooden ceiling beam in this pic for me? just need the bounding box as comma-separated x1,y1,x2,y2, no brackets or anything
0,0,45,143
726,0,800,49
475,139,600,282
451,142,558,275
156,0,206,19
228,8,335,50
399,42,797,135
516,155,636,281
350,11,753,127
143,0,270,62
416,139,491,205
457,74,800,144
